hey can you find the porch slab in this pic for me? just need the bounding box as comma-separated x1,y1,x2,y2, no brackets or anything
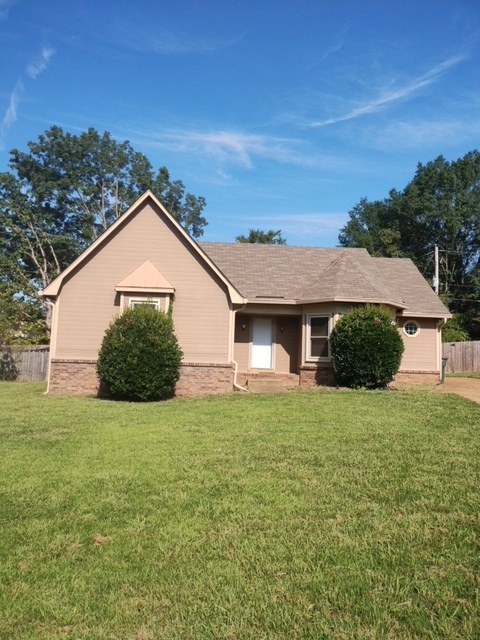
246,379,290,394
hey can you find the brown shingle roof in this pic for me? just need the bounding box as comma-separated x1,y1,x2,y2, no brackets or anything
199,242,450,317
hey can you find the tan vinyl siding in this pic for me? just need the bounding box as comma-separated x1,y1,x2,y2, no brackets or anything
54,202,231,362
275,316,300,374
234,315,250,371
399,318,439,371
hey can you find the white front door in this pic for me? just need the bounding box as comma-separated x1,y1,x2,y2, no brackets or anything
251,318,273,369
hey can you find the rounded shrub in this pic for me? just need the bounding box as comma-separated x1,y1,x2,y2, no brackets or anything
329,305,404,389
96,304,183,401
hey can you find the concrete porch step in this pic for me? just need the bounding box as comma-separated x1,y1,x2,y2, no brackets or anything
246,379,290,394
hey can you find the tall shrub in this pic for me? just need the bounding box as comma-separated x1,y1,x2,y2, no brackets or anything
330,305,404,389
97,305,183,401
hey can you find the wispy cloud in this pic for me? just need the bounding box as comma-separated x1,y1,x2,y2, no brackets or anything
314,26,348,65
127,30,241,55
135,129,305,169
132,127,354,173
0,78,23,148
308,55,467,127
105,16,241,55
0,44,55,148
26,46,55,79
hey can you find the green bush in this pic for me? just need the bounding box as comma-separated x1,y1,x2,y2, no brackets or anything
96,305,183,401
330,305,404,389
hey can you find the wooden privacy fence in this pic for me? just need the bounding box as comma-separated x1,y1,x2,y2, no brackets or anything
442,341,480,374
0,345,50,382
3,342,478,379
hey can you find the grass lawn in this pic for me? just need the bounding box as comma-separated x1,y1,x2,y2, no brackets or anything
447,372,480,379
0,383,478,640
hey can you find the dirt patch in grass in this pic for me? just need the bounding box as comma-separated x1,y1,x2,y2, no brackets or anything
436,376,480,404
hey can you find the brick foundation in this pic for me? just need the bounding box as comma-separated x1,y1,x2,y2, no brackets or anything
175,363,234,396
47,358,440,397
394,370,440,385
299,364,336,387
48,359,234,397
48,359,99,395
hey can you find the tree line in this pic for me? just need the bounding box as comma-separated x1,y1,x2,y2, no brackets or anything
0,126,207,343
1,125,478,343
338,151,480,339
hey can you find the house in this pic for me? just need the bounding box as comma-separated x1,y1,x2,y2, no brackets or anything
41,191,451,396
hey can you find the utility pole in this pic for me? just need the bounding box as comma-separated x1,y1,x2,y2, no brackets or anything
434,244,439,295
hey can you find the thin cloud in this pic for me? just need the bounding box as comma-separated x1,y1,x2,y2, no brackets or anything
0,45,54,148
126,30,241,55
132,127,355,172
0,78,23,147
314,26,348,64
105,16,242,55
309,54,467,127
139,129,306,169
26,46,55,79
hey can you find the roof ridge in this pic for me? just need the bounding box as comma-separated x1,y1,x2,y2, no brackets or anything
299,250,391,301
346,252,394,301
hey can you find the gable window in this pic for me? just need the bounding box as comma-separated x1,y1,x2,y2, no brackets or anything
403,320,420,337
307,314,330,361
129,298,161,311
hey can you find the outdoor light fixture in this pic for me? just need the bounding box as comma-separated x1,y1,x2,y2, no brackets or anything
241,323,246,330
280,324,284,333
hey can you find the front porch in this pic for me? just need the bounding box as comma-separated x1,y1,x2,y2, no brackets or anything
236,369,300,388
234,313,336,389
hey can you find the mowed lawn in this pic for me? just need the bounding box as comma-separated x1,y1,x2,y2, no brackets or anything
0,383,478,640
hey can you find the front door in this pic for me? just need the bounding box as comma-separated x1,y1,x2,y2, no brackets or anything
251,318,273,369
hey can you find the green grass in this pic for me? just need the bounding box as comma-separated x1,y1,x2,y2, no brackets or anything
0,383,479,640
447,372,480,379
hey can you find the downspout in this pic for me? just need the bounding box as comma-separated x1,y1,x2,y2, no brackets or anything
438,317,448,384
43,298,56,395
232,303,248,391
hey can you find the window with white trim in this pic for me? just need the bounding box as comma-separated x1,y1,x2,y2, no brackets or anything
129,298,161,311
307,314,330,360
403,320,420,337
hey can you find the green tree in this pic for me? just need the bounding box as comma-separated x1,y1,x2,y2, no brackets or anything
339,151,480,337
96,305,183,402
235,229,287,244
0,126,207,338
330,305,404,389
441,315,469,343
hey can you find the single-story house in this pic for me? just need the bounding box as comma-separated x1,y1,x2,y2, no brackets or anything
41,190,451,396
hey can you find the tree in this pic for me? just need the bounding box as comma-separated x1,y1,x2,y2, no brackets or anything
339,151,480,337
0,126,207,338
442,315,469,343
96,305,183,402
235,229,287,244
329,305,404,389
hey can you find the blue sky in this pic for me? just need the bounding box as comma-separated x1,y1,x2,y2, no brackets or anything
1,0,479,246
